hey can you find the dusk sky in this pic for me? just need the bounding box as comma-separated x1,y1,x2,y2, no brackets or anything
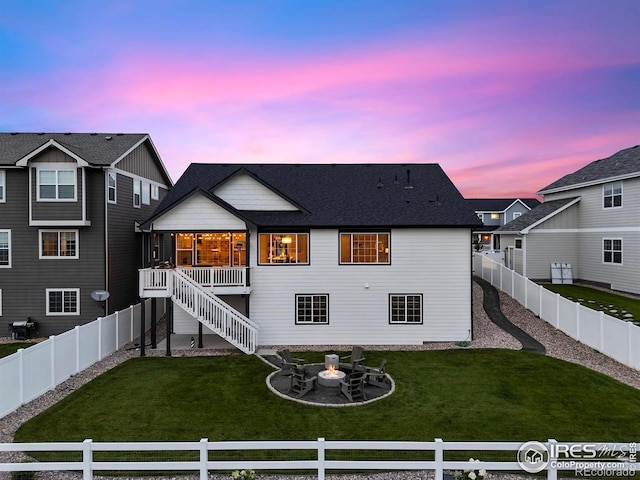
1,1,639,198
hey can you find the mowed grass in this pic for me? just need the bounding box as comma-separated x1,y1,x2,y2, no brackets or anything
14,349,640,444
0,342,36,359
543,283,640,322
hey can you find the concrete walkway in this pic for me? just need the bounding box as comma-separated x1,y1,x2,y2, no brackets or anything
474,276,546,354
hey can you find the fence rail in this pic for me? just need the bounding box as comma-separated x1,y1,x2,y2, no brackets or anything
0,299,164,420
3,438,625,480
473,253,640,370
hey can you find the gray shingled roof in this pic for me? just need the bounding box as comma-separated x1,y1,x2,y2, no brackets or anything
538,145,640,193
495,197,579,233
0,132,149,166
467,198,540,211
147,163,483,228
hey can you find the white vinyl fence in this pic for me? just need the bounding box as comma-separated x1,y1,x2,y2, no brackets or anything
0,299,164,420
473,253,640,370
3,438,627,480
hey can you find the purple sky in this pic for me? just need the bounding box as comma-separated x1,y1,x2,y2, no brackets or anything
1,1,639,198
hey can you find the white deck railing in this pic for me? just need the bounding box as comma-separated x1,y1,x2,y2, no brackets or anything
2,438,630,480
177,266,247,287
171,269,257,354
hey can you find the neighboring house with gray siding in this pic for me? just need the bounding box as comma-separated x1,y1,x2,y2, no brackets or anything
495,145,640,295
0,133,172,336
139,164,482,349
467,198,540,251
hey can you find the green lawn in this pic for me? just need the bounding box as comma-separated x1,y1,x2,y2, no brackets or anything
14,349,640,445
0,342,36,359
542,283,640,323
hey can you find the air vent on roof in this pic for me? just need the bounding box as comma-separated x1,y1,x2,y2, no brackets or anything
64,133,71,135
105,136,113,141
377,177,384,189
90,133,97,136
404,169,413,189
11,133,19,135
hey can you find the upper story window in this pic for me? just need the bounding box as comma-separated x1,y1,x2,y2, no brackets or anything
133,179,141,207
0,230,10,267
389,294,423,324
490,213,500,220
513,212,522,220
151,184,159,200
46,288,79,315
107,171,117,204
38,168,76,201
40,230,78,259
603,181,622,208
514,238,523,249
603,238,622,264
340,232,389,264
142,182,151,205
259,233,309,264
0,170,5,202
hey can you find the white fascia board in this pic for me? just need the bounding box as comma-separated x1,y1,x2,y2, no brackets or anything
15,139,89,167
504,199,531,211
537,171,640,196
521,197,581,234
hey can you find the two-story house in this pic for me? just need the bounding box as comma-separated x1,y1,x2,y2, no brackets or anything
138,163,482,353
467,198,540,251
0,133,172,336
495,145,640,295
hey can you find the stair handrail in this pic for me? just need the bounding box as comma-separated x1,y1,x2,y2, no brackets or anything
171,268,258,354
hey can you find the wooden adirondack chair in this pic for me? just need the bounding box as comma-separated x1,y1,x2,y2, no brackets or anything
289,364,317,398
338,370,367,402
365,359,389,388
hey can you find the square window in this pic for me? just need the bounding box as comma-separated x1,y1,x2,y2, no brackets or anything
46,288,80,315
259,233,309,264
295,294,328,324
38,169,76,201
389,294,423,324
603,238,622,264
603,181,622,208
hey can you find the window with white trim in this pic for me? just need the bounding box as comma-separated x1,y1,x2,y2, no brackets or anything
38,168,76,200
603,238,622,264
46,288,80,315
142,182,150,205
389,294,423,324
0,230,10,267
0,170,5,202
151,184,159,200
107,171,117,204
513,212,522,220
295,294,329,324
133,179,141,207
40,230,78,258
603,181,622,208
259,233,309,264
340,232,390,264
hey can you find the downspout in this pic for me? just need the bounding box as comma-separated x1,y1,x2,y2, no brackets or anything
469,228,474,341
522,234,527,278
104,169,110,314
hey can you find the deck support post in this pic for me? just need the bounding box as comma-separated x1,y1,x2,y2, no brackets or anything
139,299,146,357
165,298,172,357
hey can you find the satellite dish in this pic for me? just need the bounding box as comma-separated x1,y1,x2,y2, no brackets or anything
91,290,110,302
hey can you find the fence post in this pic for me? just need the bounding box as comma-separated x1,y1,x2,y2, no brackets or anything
130,305,135,342
575,302,581,340
97,317,102,361
18,348,24,406
547,439,557,480
317,437,325,480
199,438,208,480
599,312,605,351
539,285,543,319
50,335,56,390
75,325,81,374
82,438,93,480
524,279,528,309
115,311,119,350
628,321,634,368
555,294,561,328
435,438,444,480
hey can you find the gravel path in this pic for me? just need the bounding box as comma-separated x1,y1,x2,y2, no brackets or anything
0,280,638,479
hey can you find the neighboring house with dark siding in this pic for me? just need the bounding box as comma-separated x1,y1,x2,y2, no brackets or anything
0,133,172,336
495,145,640,295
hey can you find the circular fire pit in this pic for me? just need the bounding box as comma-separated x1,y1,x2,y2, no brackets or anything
317,368,346,387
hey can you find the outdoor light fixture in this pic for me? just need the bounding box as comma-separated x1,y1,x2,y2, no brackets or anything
281,236,292,244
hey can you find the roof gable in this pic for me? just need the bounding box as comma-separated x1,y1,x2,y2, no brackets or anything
538,145,640,194
496,197,580,233
467,198,540,213
212,170,301,211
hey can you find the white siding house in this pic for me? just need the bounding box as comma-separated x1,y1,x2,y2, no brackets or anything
495,145,640,295
140,164,481,350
